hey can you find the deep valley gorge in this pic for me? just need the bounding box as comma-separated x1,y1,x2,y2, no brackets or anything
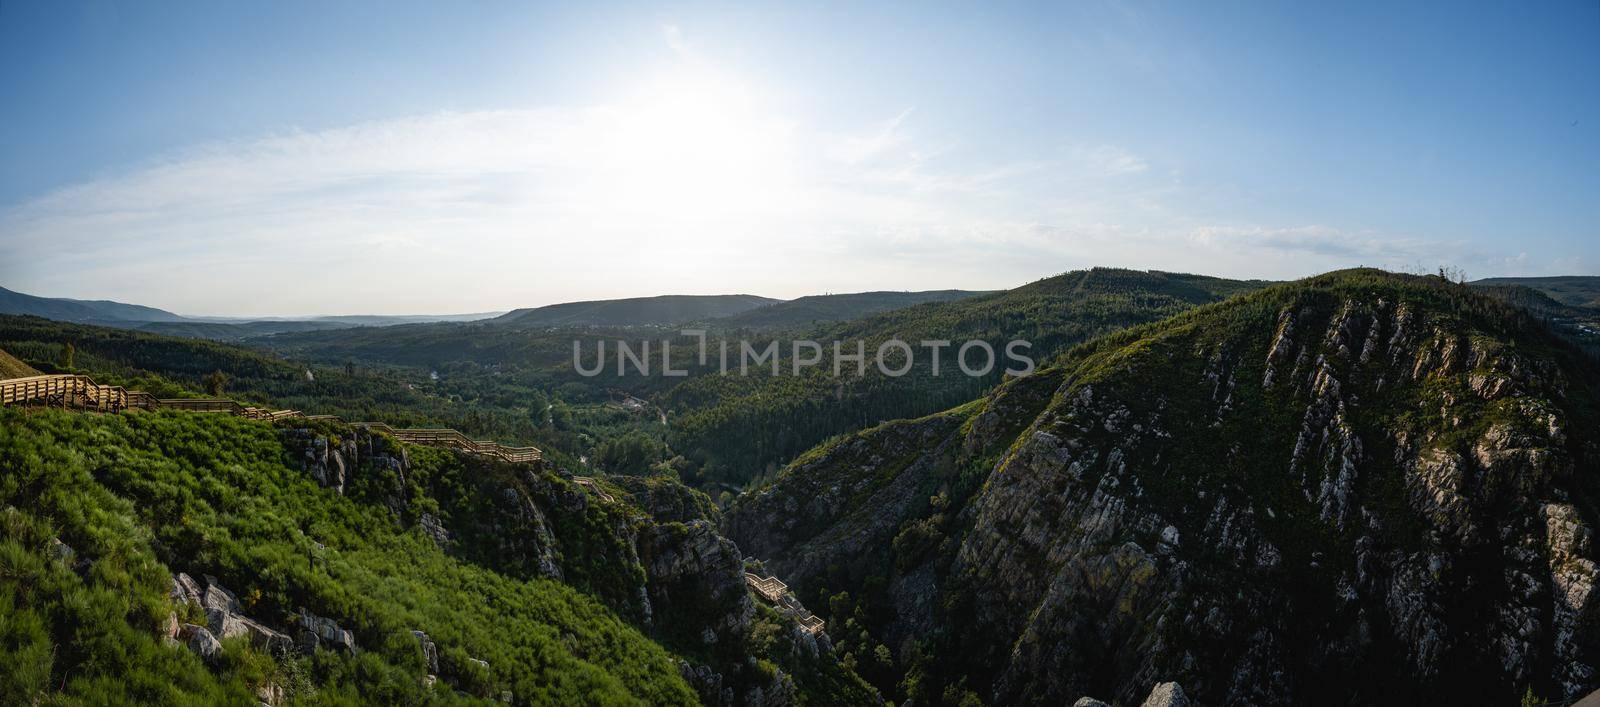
3,269,1598,705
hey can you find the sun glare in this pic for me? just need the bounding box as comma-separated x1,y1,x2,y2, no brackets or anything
602,71,795,221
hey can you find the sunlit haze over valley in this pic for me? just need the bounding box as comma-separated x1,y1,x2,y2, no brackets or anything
1,3,1597,706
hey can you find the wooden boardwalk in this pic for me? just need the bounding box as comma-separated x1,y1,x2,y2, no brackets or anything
0,373,541,464
571,476,614,502
744,571,826,635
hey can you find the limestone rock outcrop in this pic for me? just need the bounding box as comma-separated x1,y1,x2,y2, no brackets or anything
726,274,1600,704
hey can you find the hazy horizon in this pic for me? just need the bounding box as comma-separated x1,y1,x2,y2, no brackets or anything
2,1,1596,316
5,265,1592,320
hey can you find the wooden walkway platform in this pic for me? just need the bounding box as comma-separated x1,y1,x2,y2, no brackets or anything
0,373,541,465
743,571,826,635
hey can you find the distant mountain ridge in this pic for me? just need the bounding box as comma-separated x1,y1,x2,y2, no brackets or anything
709,290,990,329
1473,276,1600,310
0,285,501,339
0,285,187,323
128,320,356,340
186,313,504,325
493,294,780,328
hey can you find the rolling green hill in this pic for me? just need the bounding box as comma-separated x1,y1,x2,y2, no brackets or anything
709,290,989,329
1473,275,1600,310
493,294,781,328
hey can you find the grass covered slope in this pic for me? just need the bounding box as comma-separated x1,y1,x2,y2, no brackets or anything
0,346,39,378
0,408,697,704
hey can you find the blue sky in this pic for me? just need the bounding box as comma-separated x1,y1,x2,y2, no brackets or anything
1,1,1595,315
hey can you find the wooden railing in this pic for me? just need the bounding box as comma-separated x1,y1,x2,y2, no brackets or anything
1,374,131,411
0,374,540,464
571,476,614,502
745,573,790,601
0,374,316,421
354,423,542,464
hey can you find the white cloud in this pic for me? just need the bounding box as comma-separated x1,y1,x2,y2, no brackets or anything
1181,224,1547,280
0,86,1060,314
1188,225,1401,259
1082,145,1148,175
827,108,915,165
0,53,1546,314
663,24,691,56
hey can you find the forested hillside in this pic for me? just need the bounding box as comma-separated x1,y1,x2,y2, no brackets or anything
494,294,780,328
1470,283,1600,359
664,268,1266,483
6,269,1596,705
0,315,597,470
129,319,355,340
257,269,1266,487
0,409,872,704
725,269,1600,704
1475,276,1600,310
709,290,987,329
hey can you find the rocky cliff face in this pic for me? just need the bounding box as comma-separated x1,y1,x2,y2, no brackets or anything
640,520,754,644
725,411,968,583
614,474,724,525
726,272,1600,705
277,423,863,705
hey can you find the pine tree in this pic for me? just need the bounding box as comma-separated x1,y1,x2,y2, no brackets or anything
202,369,230,396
